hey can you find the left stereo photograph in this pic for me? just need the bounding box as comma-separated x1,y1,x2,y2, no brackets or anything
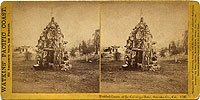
12,2,100,93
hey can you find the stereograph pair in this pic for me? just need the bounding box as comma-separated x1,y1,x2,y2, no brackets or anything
1,1,199,100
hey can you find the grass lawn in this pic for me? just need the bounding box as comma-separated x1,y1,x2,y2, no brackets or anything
12,53,99,93
101,56,188,93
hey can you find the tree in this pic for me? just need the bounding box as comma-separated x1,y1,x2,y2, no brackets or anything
78,29,100,62
183,30,188,55
78,43,81,52
80,41,88,54
93,29,100,54
113,51,121,61
24,51,32,61
80,40,93,62
70,47,76,57
74,46,79,51
169,41,179,62
159,47,168,57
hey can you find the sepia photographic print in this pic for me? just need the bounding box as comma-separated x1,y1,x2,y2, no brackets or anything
12,2,100,93
1,1,199,100
101,2,188,93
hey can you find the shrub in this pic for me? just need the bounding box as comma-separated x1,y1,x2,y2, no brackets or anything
113,52,121,61
159,47,168,57
24,52,32,61
70,47,76,57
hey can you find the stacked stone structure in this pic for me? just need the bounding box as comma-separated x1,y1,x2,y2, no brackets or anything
123,17,159,71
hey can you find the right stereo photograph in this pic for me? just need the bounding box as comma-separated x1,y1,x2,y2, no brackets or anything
100,2,188,93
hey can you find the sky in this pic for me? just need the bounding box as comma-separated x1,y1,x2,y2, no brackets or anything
12,2,100,49
101,2,188,49
12,2,188,50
